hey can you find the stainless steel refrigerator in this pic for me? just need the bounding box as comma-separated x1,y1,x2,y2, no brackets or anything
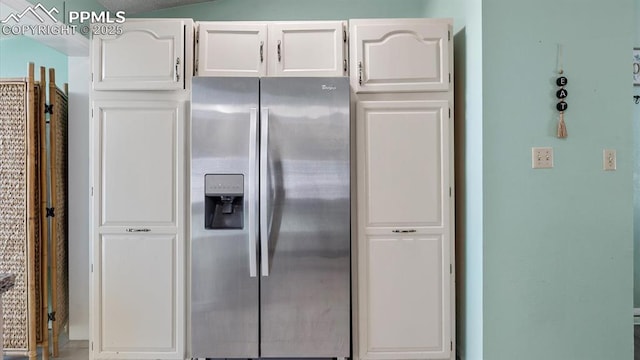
191,77,351,359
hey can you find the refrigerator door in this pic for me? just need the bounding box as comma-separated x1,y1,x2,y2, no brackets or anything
191,77,259,358
259,77,351,357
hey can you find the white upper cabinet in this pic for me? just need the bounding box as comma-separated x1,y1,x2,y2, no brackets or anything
350,19,451,93
195,21,346,77
92,19,187,90
268,21,346,77
196,22,268,77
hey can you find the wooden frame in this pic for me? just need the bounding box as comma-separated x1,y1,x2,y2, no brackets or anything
0,63,68,360
0,63,45,360
48,68,70,357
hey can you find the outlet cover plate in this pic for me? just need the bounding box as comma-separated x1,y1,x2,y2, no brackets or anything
532,147,553,169
603,149,616,171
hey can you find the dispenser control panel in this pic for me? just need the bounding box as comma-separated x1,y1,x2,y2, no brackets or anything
205,174,244,196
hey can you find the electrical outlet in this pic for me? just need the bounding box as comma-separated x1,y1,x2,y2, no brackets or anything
532,147,553,169
603,149,616,171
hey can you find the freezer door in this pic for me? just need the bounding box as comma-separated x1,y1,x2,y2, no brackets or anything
191,77,259,358
259,77,351,357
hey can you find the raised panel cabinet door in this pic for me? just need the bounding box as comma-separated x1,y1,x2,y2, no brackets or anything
268,21,346,76
93,100,183,229
94,234,184,359
350,19,451,93
359,233,451,360
357,100,450,228
196,22,268,76
92,19,185,90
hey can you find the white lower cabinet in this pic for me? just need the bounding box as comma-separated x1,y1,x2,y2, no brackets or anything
363,233,450,359
90,99,185,360
98,234,179,354
356,98,454,360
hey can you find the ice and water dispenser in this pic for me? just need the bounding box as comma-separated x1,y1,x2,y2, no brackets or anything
204,174,244,229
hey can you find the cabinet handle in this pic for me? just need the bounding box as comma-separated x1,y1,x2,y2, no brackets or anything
277,40,282,62
126,228,151,233
175,57,180,82
260,41,264,63
358,61,363,85
392,229,416,233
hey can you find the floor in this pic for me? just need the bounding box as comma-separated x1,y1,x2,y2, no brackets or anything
2,332,638,360
4,340,88,360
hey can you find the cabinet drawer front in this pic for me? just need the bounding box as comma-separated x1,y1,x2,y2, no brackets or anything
94,100,183,227
350,19,451,93
92,20,185,90
96,234,181,357
358,100,450,228
197,22,268,77
268,21,345,77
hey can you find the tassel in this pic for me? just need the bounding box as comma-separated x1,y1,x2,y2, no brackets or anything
557,112,567,138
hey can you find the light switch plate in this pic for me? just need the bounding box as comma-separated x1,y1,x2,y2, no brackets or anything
532,147,553,169
603,149,616,171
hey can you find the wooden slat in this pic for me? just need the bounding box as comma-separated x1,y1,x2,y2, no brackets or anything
49,67,60,358
26,63,37,360
39,66,50,360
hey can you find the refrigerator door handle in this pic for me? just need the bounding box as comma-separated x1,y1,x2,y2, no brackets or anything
260,107,270,277
248,108,259,278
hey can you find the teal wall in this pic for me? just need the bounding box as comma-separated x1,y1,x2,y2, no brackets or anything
0,36,68,84
455,2,483,359
140,0,429,20
483,1,634,360
0,0,103,82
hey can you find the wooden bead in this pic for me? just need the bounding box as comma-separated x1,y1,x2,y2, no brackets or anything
556,101,568,112
556,88,568,99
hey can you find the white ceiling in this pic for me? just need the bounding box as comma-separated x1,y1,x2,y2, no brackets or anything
96,0,213,15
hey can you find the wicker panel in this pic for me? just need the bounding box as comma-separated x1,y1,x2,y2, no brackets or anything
0,81,29,351
51,87,69,337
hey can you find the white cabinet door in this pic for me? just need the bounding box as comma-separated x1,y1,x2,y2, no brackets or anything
91,99,185,359
196,22,268,77
268,21,346,76
357,99,453,360
357,100,450,229
350,19,451,93
93,100,182,230
363,233,450,359
92,20,186,90
95,234,183,359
